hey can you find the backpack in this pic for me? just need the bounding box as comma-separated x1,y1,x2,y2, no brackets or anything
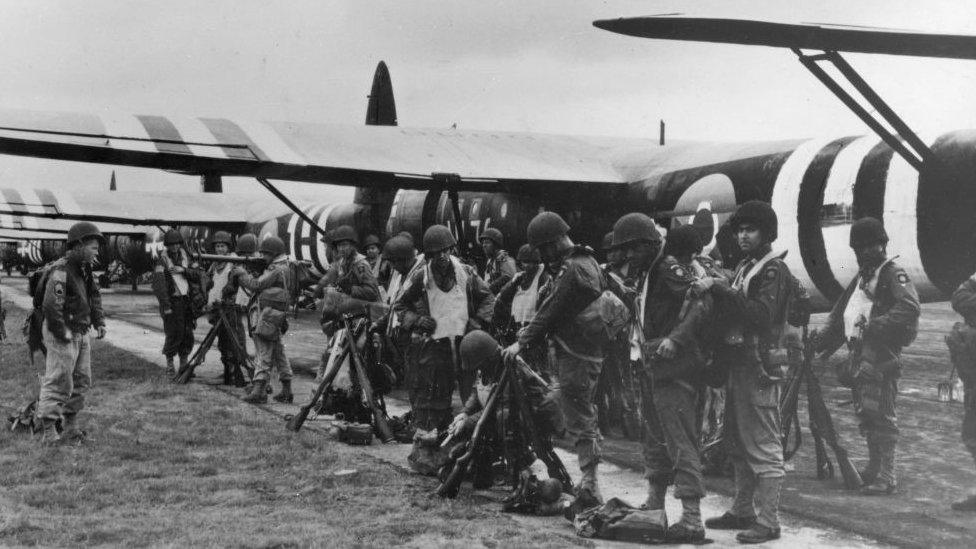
23,262,61,356
576,290,631,344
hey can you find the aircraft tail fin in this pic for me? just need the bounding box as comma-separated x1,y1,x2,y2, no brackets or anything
366,61,397,126
109,170,117,191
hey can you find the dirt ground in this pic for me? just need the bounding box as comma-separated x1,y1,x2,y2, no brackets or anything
2,275,974,547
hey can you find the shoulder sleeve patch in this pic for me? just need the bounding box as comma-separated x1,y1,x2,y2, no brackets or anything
668,263,689,280
764,267,778,281
896,272,910,284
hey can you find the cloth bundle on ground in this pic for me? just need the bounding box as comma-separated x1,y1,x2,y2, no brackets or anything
573,498,668,544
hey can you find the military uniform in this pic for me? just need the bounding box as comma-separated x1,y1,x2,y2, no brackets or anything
710,246,793,533
316,252,380,302
236,256,294,385
493,267,552,374
639,256,713,503
36,256,104,426
484,249,518,294
519,245,607,486
207,254,248,384
394,255,494,431
820,257,920,490
152,248,202,362
951,275,976,469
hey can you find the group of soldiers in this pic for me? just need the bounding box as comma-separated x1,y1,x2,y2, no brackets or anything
22,197,976,544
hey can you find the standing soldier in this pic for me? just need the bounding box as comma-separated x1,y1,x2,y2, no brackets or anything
152,229,203,376
205,231,246,385
505,212,608,510
696,201,791,544
631,223,712,543
815,217,920,496
233,236,294,404
393,224,494,470
480,228,517,294
950,266,976,512
36,222,107,442
363,234,391,297
379,235,425,381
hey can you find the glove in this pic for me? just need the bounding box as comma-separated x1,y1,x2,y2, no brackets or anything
448,413,468,439
501,342,521,362
95,326,107,340
655,337,677,359
416,316,436,334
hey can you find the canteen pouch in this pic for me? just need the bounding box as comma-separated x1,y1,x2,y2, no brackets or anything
255,307,287,340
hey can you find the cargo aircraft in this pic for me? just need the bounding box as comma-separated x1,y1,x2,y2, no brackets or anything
0,18,974,308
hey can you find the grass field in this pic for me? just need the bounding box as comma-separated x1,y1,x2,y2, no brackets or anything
0,304,587,548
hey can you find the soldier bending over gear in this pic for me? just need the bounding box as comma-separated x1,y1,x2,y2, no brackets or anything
233,236,294,404
36,222,107,443
504,211,608,511
493,244,551,373
445,330,566,505
816,217,920,496
950,267,976,511
695,201,792,544
152,229,205,375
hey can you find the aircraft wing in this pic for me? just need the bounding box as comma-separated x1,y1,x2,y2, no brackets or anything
0,229,65,240
592,15,976,59
0,187,296,225
0,214,148,235
0,111,646,194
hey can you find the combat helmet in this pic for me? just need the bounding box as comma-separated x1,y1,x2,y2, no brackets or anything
526,212,569,248
611,213,661,249
423,225,457,254
66,221,105,246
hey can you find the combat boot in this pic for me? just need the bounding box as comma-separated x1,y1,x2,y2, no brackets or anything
61,414,87,444
951,494,976,511
735,476,782,544
641,481,667,510
179,354,190,375
862,441,897,495
707,460,758,530
243,379,268,404
859,436,880,485
577,464,603,508
36,418,61,445
665,498,706,543
165,356,176,376
273,380,294,403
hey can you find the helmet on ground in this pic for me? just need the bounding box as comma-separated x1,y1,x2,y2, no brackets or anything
535,478,564,504
611,213,661,248
259,236,286,256
601,231,615,251
516,244,540,263
331,225,359,246
729,200,778,242
526,212,569,248
163,229,184,246
236,233,257,254
383,235,415,261
663,225,703,258
66,222,105,246
849,217,888,249
460,330,500,372
210,231,232,247
423,225,456,254
479,228,504,248
363,234,381,249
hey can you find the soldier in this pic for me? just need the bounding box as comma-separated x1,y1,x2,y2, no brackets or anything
480,228,517,294
205,231,246,385
379,235,425,380
152,229,204,376
504,211,608,509
363,234,391,295
950,266,976,512
233,236,294,404
696,200,792,544
602,231,631,283
815,217,920,496
393,224,494,469
493,244,551,343
36,222,107,442
315,226,380,302
629,223,712,543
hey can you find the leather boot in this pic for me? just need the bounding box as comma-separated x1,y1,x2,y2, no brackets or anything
576,439,603,507
36,418,61,444
243,379,268,404
165,356,176,376
859,435,880,485
666,498,705,543
61,414,87,443
862,440,897,495
273,379,294,403
642,480,667,510
708,460,757,529
736,476,782,544
179,354,190,376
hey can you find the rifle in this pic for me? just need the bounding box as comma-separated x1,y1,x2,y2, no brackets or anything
285,340,350,432
193,253,267,268
342,313,395,443
805,328,864,489
508,357,573,492
437,366,512,498
779,348,804,462
173,307,254,385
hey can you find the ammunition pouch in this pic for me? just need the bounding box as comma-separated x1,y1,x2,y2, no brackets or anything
254,307,287,340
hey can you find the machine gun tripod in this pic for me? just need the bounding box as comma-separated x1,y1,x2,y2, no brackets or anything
173,306,255,386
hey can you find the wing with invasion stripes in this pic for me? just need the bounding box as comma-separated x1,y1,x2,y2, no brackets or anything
0,228,67,240
0,110,644,193
0,214,148,235
0,187,303,226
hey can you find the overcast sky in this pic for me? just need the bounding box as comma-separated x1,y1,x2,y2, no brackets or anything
0,0,974,199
